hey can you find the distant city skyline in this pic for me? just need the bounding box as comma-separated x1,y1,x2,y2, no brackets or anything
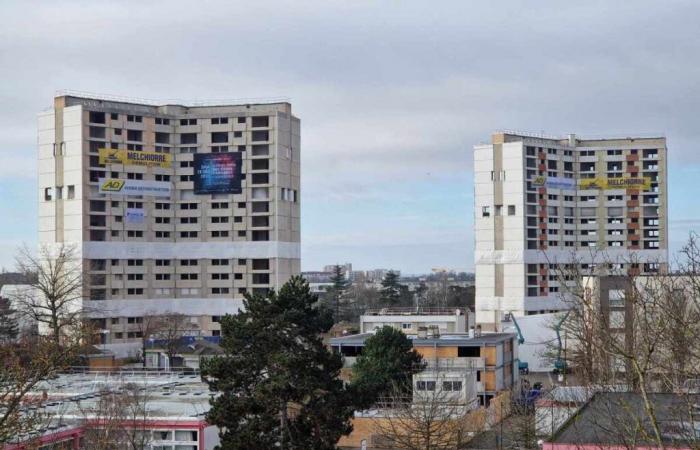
1,1,699,274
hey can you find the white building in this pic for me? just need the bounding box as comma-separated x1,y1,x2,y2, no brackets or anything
5,371,218,450
0,284,41,336
474,131,668,327
360,307,471,335
38,93,300,353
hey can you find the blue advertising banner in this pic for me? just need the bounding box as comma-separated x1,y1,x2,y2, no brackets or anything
193,153,243,194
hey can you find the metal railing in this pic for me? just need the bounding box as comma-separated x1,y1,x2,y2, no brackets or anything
363,306,465,316
55,89,291,107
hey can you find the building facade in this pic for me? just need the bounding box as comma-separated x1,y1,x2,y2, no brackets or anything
474,132,668,327
38,94,300,351
331,330,518,404
360,307,470,335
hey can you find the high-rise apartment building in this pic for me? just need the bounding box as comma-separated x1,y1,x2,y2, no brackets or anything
38,93,300,351
474,132,667,327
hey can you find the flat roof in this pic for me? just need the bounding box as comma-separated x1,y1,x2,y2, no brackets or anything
24,371,212,421
330,332,515,347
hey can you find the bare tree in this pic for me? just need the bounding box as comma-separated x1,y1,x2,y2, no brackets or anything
135,313,166,368
80,382,152,450
0,333,83,444
371,382,474,450
154,312,199,366
546,233,700,449
13,244,83,343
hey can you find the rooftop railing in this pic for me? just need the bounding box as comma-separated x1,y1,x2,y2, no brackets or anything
363,307,466,316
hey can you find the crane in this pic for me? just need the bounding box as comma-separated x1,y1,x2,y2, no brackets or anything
553,311,570,373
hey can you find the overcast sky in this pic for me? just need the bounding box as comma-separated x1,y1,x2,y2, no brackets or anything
1,0,699,274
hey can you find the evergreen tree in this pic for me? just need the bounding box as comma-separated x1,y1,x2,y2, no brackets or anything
379,271,402,306
350,326,424,409
328,265,350,319
201,276,357,450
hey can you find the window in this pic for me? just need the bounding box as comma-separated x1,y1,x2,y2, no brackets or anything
507,205,516,216
127,115,142,123
401,323,412,330
180,217,198,224
211,273,230,280
180,133,197,144
127,259,143,266
154,174,170,181
416,381,436,391
180,231,198,238
180,259,198,266
155,117,170,125
251,130,269,141
127,172,143,180
180,273,199,280
126,230,143,238
44,187,53,201
482,206,490,218
126,129,142,141
110,113,119,120
251,116,269,127
211,230,229,237
179,202,198,210
211,132,228,143
127,288,144,295
155,202,171,210
211,259,230,266
180,118,197,126
442,381,463,391
211,202,229,209
237,116,246,124
127,273,143,281
211,287,230,294
155,259,171,266
155,231,170,238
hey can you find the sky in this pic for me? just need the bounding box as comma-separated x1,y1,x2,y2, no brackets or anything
0,0,699,274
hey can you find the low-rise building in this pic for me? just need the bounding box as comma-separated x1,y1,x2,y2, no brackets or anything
543,391,700,450
4,371,217,450
330,330,519,405
360,307,472,335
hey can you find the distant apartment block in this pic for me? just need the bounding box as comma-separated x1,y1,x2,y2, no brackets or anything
474,132,668,327
38,93,300,352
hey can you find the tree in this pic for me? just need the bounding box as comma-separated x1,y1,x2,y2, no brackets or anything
546,233,700,449
380,271,402,306
80,383,152,450
135,313,167,368
201,276,357,450
328,265,350,319
371,379,472,450
154,312,199,367
350,326,424,409
0,333,83,444
13,244,83,343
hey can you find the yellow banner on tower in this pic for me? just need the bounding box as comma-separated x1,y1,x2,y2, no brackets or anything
98,148,172,168
578,177,651,190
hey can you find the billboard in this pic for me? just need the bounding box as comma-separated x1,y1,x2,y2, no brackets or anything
578,177,651,190
193,153,243,194
98,178,171,197
99,148,172,168
125,208,145,224
531,176,576,190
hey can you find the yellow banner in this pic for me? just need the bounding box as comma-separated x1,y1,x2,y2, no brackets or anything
578,177,651,190
98,148,172,168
